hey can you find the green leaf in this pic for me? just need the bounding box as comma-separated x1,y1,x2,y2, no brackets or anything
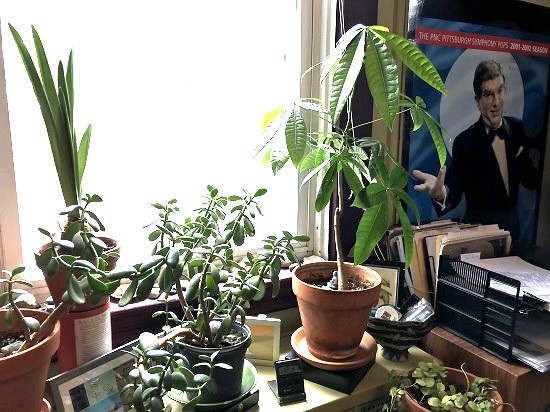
353,201,388,265
139,255,164,273
321,24,365,80
285,107,307,166
352,182,386,210
394,200,414,268
165,248,180,268
0,293,9,307
252,279,266,301
341,162,364,196
314,162,337,212
9,24,79,207
254,188,267,197
77,124,92,193
388,165,408,190
87,273,108,293
158,266,174,293
269,146,289,175
68,274,86,304
419,109,447,167
391,188,421,226
186,274,201,301
205,274,219,295
234,221,245,246
330,30,366,123
23,316,41,332
136,273,156,301
382,31,447,95
364,30,398,130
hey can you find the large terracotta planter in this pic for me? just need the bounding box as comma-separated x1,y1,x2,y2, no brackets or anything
36,237,119,312
0,309,61,412
292,261,381,361
403,367,503,412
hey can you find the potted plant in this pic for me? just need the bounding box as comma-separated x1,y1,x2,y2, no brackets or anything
258,22,447,362
384,360,506,412
9,24,120,307
116,185,306,410
0,258,130,412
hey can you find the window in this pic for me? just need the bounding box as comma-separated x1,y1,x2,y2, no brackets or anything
0,1,334,292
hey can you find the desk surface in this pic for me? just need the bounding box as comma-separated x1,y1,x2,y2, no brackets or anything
249,343,435,412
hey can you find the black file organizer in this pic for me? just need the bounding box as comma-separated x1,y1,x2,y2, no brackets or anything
435,255,522,361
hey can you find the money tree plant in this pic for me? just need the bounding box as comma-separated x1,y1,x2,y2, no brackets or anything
258,24,448,289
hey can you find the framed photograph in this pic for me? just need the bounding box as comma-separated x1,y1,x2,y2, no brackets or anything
47,340,136,412
245,315,281,366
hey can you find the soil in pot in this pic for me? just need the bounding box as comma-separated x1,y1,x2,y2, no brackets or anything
302,271,376,290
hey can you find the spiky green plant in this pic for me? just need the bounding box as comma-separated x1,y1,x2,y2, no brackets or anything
9,24,91,207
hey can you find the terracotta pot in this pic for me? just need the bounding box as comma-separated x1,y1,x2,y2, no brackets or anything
292,261,381,361
0,309,61,412
36,237,119,312
403,367,503,412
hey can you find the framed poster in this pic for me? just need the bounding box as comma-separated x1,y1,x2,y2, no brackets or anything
47,340,136,412
404,0,550,246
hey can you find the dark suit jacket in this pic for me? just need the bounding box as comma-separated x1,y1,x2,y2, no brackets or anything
437,116,540,239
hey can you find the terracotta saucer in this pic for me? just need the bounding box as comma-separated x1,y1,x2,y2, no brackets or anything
291,326,377,371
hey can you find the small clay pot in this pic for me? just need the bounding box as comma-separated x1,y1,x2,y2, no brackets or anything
403,367,503,412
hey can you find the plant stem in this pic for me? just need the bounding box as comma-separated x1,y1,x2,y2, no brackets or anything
335,170,348,290
17,301,71,352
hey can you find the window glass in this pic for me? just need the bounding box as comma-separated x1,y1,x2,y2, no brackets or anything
1,1,306,274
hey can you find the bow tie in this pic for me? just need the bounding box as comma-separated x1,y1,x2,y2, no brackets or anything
487,125,506,142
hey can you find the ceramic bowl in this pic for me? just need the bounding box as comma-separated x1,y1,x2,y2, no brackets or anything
366,315,435,361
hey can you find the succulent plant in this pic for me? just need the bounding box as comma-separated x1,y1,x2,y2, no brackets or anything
385,361,502,412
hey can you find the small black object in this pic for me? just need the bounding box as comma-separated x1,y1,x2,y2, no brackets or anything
268,358,306,405
285,351,374,394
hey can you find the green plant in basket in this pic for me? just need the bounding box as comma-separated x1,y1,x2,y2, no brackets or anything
384,360,511,412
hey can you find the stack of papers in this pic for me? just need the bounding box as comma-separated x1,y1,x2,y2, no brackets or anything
467,256,550,372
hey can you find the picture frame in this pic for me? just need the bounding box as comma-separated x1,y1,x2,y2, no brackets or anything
47,339,136,412
369,263,403,308
352,258,408,308
245,315,281,366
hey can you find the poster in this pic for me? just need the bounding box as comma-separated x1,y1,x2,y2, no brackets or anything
405,13,550,245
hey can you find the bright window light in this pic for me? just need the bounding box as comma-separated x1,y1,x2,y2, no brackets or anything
1,1,308,275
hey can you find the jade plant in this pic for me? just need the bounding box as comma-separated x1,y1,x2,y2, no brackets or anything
114,186,306,410
0,196,130,353
121,330,228,412
118,185,306,346
384,360,507,412
258,23,447,289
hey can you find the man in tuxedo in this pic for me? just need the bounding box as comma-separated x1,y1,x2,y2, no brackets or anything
412,60,540,241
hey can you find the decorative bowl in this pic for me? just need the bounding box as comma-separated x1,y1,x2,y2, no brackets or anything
366,315,435,361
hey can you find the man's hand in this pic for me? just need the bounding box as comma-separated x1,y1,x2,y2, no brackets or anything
412,166,446,201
